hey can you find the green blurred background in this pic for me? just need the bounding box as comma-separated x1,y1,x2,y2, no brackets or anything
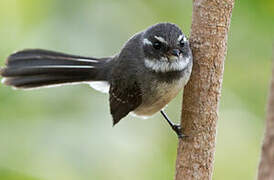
0,0,273,179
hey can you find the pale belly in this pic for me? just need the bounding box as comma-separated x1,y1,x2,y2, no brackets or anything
133,77,186,117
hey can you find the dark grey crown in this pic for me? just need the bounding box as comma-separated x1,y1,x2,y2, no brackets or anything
141,23,188,61
143,23,183,44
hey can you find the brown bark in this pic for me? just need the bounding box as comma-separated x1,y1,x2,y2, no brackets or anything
257,62,274,180
175,0,234,179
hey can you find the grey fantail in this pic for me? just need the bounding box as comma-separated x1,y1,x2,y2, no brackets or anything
0,23,193,138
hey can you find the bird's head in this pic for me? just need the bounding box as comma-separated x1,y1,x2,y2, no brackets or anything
142,23,192,72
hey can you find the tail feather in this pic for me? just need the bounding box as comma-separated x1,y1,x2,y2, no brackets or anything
1,66,96,77
3,75,92,89
1,49,109,89
8,49,100,62
6,56,97,68
6,49,100,67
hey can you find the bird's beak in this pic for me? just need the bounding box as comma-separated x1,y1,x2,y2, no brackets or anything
167,49,181,61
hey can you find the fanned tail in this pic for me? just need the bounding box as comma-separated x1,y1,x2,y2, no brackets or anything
0,49,109,89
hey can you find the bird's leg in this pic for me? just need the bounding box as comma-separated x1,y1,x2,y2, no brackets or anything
160,110,187,139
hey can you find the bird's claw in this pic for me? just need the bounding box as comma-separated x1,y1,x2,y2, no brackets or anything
172,124,188,139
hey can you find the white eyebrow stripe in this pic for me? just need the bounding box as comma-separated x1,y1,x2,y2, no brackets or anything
178,35,184,41
154,36,168,44
178,35,187,42
143,38,153,45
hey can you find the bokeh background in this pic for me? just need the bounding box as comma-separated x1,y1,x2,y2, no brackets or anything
0,0,273,179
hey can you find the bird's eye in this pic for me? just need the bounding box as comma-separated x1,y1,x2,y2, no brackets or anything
153,41,162,50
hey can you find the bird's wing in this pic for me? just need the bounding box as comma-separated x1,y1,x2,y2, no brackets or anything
109,79,142,125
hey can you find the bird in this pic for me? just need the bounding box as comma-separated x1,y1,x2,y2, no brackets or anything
0,23,193,138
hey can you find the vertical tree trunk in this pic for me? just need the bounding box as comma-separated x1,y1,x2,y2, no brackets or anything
175,0,234,179
257,62,274,180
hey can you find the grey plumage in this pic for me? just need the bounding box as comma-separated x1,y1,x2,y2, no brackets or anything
108,23,192,124
0,23,192,126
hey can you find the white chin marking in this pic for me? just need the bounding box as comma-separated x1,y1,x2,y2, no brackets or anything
144,56,190,72
88,81,110,93
143,38,152,45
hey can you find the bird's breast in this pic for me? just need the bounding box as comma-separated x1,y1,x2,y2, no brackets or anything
133,75,188,117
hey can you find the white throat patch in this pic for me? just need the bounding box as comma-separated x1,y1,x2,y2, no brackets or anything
144,56,190,73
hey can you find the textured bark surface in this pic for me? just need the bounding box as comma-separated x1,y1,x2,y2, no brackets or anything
257,62,274,180
175,0,234,179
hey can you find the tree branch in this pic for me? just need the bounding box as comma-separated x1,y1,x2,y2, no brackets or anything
175,0,234,179
257,60,274,180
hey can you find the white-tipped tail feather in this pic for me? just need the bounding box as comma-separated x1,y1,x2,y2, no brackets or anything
75,59,99,63
25,65,95,69
0,49,110,89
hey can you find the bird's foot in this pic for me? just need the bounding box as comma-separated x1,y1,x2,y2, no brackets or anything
172,124,188,139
